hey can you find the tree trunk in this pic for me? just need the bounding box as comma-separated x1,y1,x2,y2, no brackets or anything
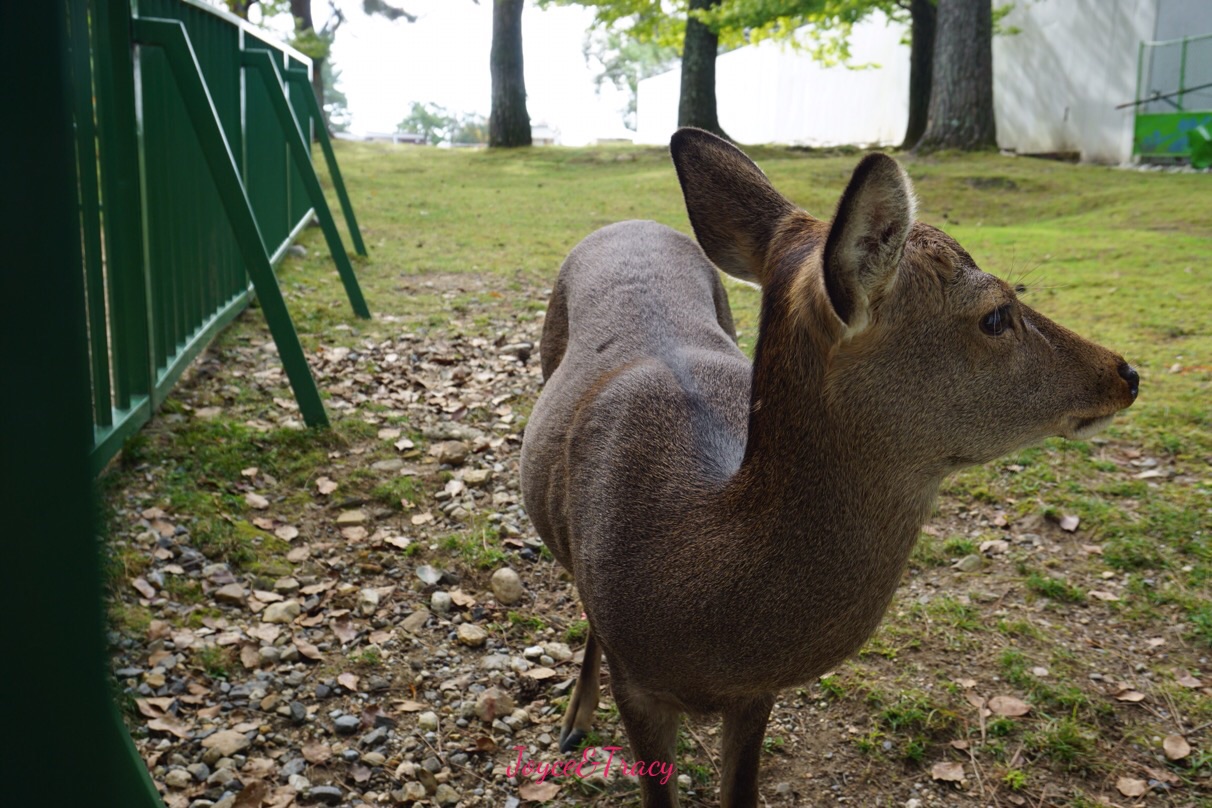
915,0,996,152
901,0,936,149
489,0,532,148
289,0,327,137
678,0,727,139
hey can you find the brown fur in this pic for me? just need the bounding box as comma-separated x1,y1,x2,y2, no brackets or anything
519,129,1138,808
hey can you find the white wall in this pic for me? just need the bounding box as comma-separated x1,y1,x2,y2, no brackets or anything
636,0,1212,163
993,0,1158,163
637,13,910,147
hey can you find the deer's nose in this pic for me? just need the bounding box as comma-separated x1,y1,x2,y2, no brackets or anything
1118,362,1139,401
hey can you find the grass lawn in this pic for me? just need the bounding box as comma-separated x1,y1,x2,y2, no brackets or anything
104,139,1211,807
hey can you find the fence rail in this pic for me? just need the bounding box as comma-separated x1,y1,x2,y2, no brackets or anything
71,0,367,474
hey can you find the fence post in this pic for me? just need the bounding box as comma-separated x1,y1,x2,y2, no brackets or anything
242,48,370,317
285,67,369,256
133,17,329,427
0,3,166,805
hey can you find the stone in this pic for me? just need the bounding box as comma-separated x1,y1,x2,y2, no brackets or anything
540,642,573,663
308,785,343,805
402,609,430,634
475,687,515,722
428,441,470,466
430,591,452,614
457,623,487,647
289,701,307,723
333,715,361,735
490,568,524,605
213,583,247,606
677,774,692,789
273,577,300,594
200,729,250,757
258,646,281,665
462,468,493,487
187,763,210,782
261,600,301,624
434,784,461,806
358,588,380,616
336,510,367,526
953,554,983,573
371,458,405,472
417,711,439,732
165,769,193,789
397,782,427,802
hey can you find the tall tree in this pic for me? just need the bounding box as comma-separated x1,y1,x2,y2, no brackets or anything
900,0,935,148
915,0,995,151
490,0,532,147
680,0,727,136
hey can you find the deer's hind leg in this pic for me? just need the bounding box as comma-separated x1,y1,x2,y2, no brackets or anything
558,629,602,752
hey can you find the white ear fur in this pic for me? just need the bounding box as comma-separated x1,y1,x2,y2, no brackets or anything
822,154,915,335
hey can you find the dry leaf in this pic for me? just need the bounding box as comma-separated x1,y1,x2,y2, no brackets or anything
384,536,411,549
315,476,338,495
233,781,270,808
1088,590,1120,602
241,644,260,669
148,714,191,739
450,589,476,608
519,780,561,801
954,678,977,689
275,525,299,541
378,427,401,440
949,739,969,750
411,511,434,526
989,696,1031,717
1175,671,1202,689
351,763,372,783
338,671,360,691
396,699,425,712
1163,735,1191,761
293,636,324,661
241,467,259,478
245,492,270,509
331,617,358,644
1059,514,1080,532
394,437,415,451
252,517,275,531
527,667,558,680
302,742,332,764
930,761,965,783
1115,777,1147,797
1114,690,1146,703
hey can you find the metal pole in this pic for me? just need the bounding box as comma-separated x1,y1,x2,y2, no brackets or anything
242,48,370,317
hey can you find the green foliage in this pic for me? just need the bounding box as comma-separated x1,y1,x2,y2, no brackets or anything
398,102,489,146
582,28,679,128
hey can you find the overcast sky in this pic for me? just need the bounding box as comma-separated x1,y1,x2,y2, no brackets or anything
297,0,636,143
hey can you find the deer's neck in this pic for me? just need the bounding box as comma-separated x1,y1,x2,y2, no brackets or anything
725,306,939,604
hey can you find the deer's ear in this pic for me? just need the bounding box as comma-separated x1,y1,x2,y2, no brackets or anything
670,128,794,285
822,153,915,333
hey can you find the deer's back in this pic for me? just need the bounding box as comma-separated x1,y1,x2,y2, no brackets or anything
520,221,749,583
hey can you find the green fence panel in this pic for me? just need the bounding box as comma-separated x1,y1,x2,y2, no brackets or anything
69,0,370,475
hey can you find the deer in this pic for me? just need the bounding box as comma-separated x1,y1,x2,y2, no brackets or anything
518,128,1139,808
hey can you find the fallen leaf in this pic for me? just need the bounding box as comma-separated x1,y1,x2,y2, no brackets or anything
351,763,372,783
1088,590,1119,602
331,617,358,644
241,467,259,478
519,781,561,801
411,511,434,526
1114,690,1146,703
378,427,401,440
147,714,192,739
338,671,360,691
395,700,425,712
302,742,332,764
949,739,969,750
954,677,977,689
233,781,270,808
1059,514,1080,532
930,761,965,783
275,525,299,541
1115,777,1147,797
315,476,338,495
293,636,324,661
449,589,476,608
988,696,1031,717
526,667,558,680
384,535,411,549
241,644,260,669
394,437,415,451
1163,735,1191,761
245,492,270,509
1175,671,1202,689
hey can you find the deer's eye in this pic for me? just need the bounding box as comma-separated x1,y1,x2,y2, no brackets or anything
980,305,1012,336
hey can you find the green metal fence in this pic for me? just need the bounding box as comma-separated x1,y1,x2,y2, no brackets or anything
1132,32,1212,161
72,0,369,475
